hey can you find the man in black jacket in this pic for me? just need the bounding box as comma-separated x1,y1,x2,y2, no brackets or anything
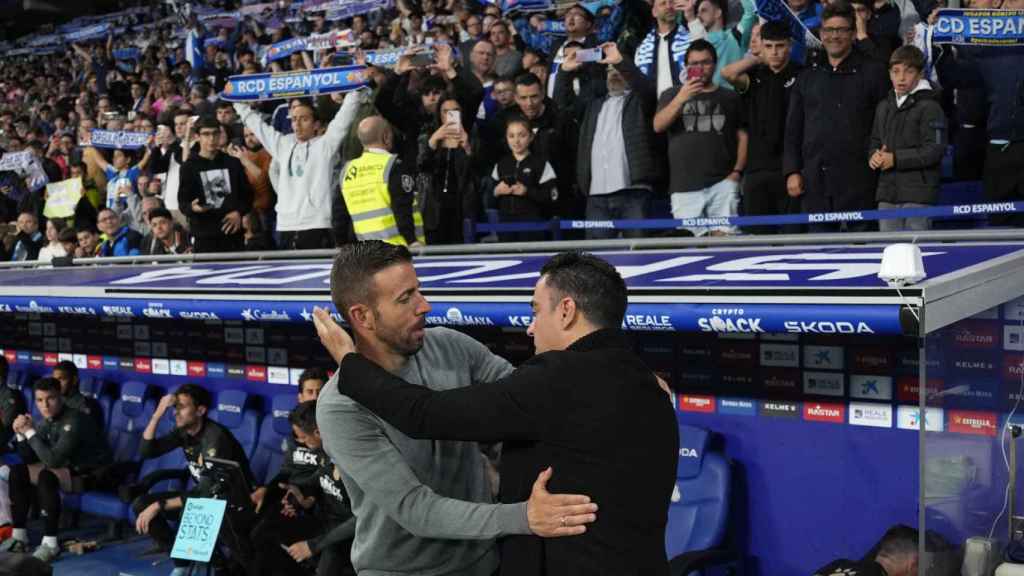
132,384,254,574
557,42,664,239
783,0,890,232
51,360,104,431
0,356,26,451
178,117,252,253
314,251,679,576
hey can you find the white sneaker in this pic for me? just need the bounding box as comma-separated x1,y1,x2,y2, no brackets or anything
31,542,61,563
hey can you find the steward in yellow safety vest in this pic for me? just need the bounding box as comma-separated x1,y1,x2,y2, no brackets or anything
340,116,425,246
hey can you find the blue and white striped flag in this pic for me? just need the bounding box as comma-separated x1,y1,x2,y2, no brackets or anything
186,27,205,73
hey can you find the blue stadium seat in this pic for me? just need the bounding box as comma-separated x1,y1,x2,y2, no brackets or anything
210,389,261,460
665,425,738,576
79,375,114,433
79,381,156,521
6,369,28,391
251,395,297,486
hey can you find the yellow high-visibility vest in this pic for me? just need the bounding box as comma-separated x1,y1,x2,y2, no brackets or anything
340,150,425,246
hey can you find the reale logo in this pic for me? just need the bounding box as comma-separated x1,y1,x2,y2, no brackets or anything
623,314,673,331
802,371,844,397
760,344,799,368
848,402,892,428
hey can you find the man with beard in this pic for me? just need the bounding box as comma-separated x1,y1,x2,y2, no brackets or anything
132,384,254,576
314,241,600,576
314,247,678,576
226,126,274,224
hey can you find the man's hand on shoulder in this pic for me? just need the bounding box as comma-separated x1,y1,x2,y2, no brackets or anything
526,467,598,537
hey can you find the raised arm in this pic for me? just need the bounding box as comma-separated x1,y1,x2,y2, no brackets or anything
321,89,363,156
235,102,283,154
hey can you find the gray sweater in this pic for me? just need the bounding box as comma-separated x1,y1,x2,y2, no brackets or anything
316,327,530,576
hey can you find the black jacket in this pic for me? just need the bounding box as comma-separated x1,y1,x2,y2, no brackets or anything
178,151,253,239
337,329,679,576
783,49,890,213
937,45,1024,143
139,418,254,495
870,84,947,205
17,406,113,472
564,58,664,196
0,385,26,450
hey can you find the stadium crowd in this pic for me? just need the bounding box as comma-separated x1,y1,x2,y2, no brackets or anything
0,0,1021,260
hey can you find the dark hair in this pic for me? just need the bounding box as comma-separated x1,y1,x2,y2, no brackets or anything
331,241,413,321
148,207,173,222
685,38,718,65
76,225,99,236
57,228,77,243
288,400,318,435
195,115,220,132
538,252,627,329
514,72,543,89
872,525,919,561
760,20,793,42
822,0,856,28
215,99,234,111
420,74,448,96
889,45,926,71
175,383,212,411
697,0,729,22
54,360,78,381
298,367,328,388
0,355,7,383
34,377,61,396
848,0,872,9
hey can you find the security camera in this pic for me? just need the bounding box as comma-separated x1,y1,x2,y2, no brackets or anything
878,243,927,288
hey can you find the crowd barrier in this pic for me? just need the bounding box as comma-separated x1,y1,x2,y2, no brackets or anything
464,201,1022,237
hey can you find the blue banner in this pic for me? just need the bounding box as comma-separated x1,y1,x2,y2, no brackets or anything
64,23,111,43
88,129,152,150
261,37,306,64
540,20,566,34
501,0,552,13
113,47,141,61
220,66,369,101
334,47,434,68
932,9,1024,46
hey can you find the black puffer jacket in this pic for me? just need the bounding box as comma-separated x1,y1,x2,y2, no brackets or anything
869,82,947,205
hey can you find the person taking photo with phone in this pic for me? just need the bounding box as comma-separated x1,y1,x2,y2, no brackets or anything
654,38,748,237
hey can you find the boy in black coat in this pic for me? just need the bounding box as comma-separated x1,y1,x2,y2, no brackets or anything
869,45,947,232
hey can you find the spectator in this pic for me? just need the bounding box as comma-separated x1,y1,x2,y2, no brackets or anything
689,0,758,90
419,98,477,244
6,377,113,563
722,21,803,233
243,211,275,251
236,92,361,249
85,142,152,219
784,0,890,232
9,210,44,261
36,218,68,263
178,116,253,253
491,118,558,241
654,39,748,236
812,525,920,576
140,207,192,255
132,384,254,576
489,20,523,78
226,127,275,228
849,0,900,63
869,45,946,231
560,43,663,239
341,116,425,246
216,99,239,127
635,0,700,98
75,225,102,258
96,207,142,257
936,14,1024,227
57,228,78,258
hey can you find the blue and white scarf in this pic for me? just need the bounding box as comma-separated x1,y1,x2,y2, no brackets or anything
634,26,690,79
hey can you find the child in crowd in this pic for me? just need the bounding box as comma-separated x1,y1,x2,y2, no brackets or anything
869,45,947,232
490,118,558,242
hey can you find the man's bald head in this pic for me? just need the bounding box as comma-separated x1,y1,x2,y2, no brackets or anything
357,116,393,150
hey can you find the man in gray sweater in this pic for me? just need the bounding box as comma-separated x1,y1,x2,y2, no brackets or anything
315,241,599,576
